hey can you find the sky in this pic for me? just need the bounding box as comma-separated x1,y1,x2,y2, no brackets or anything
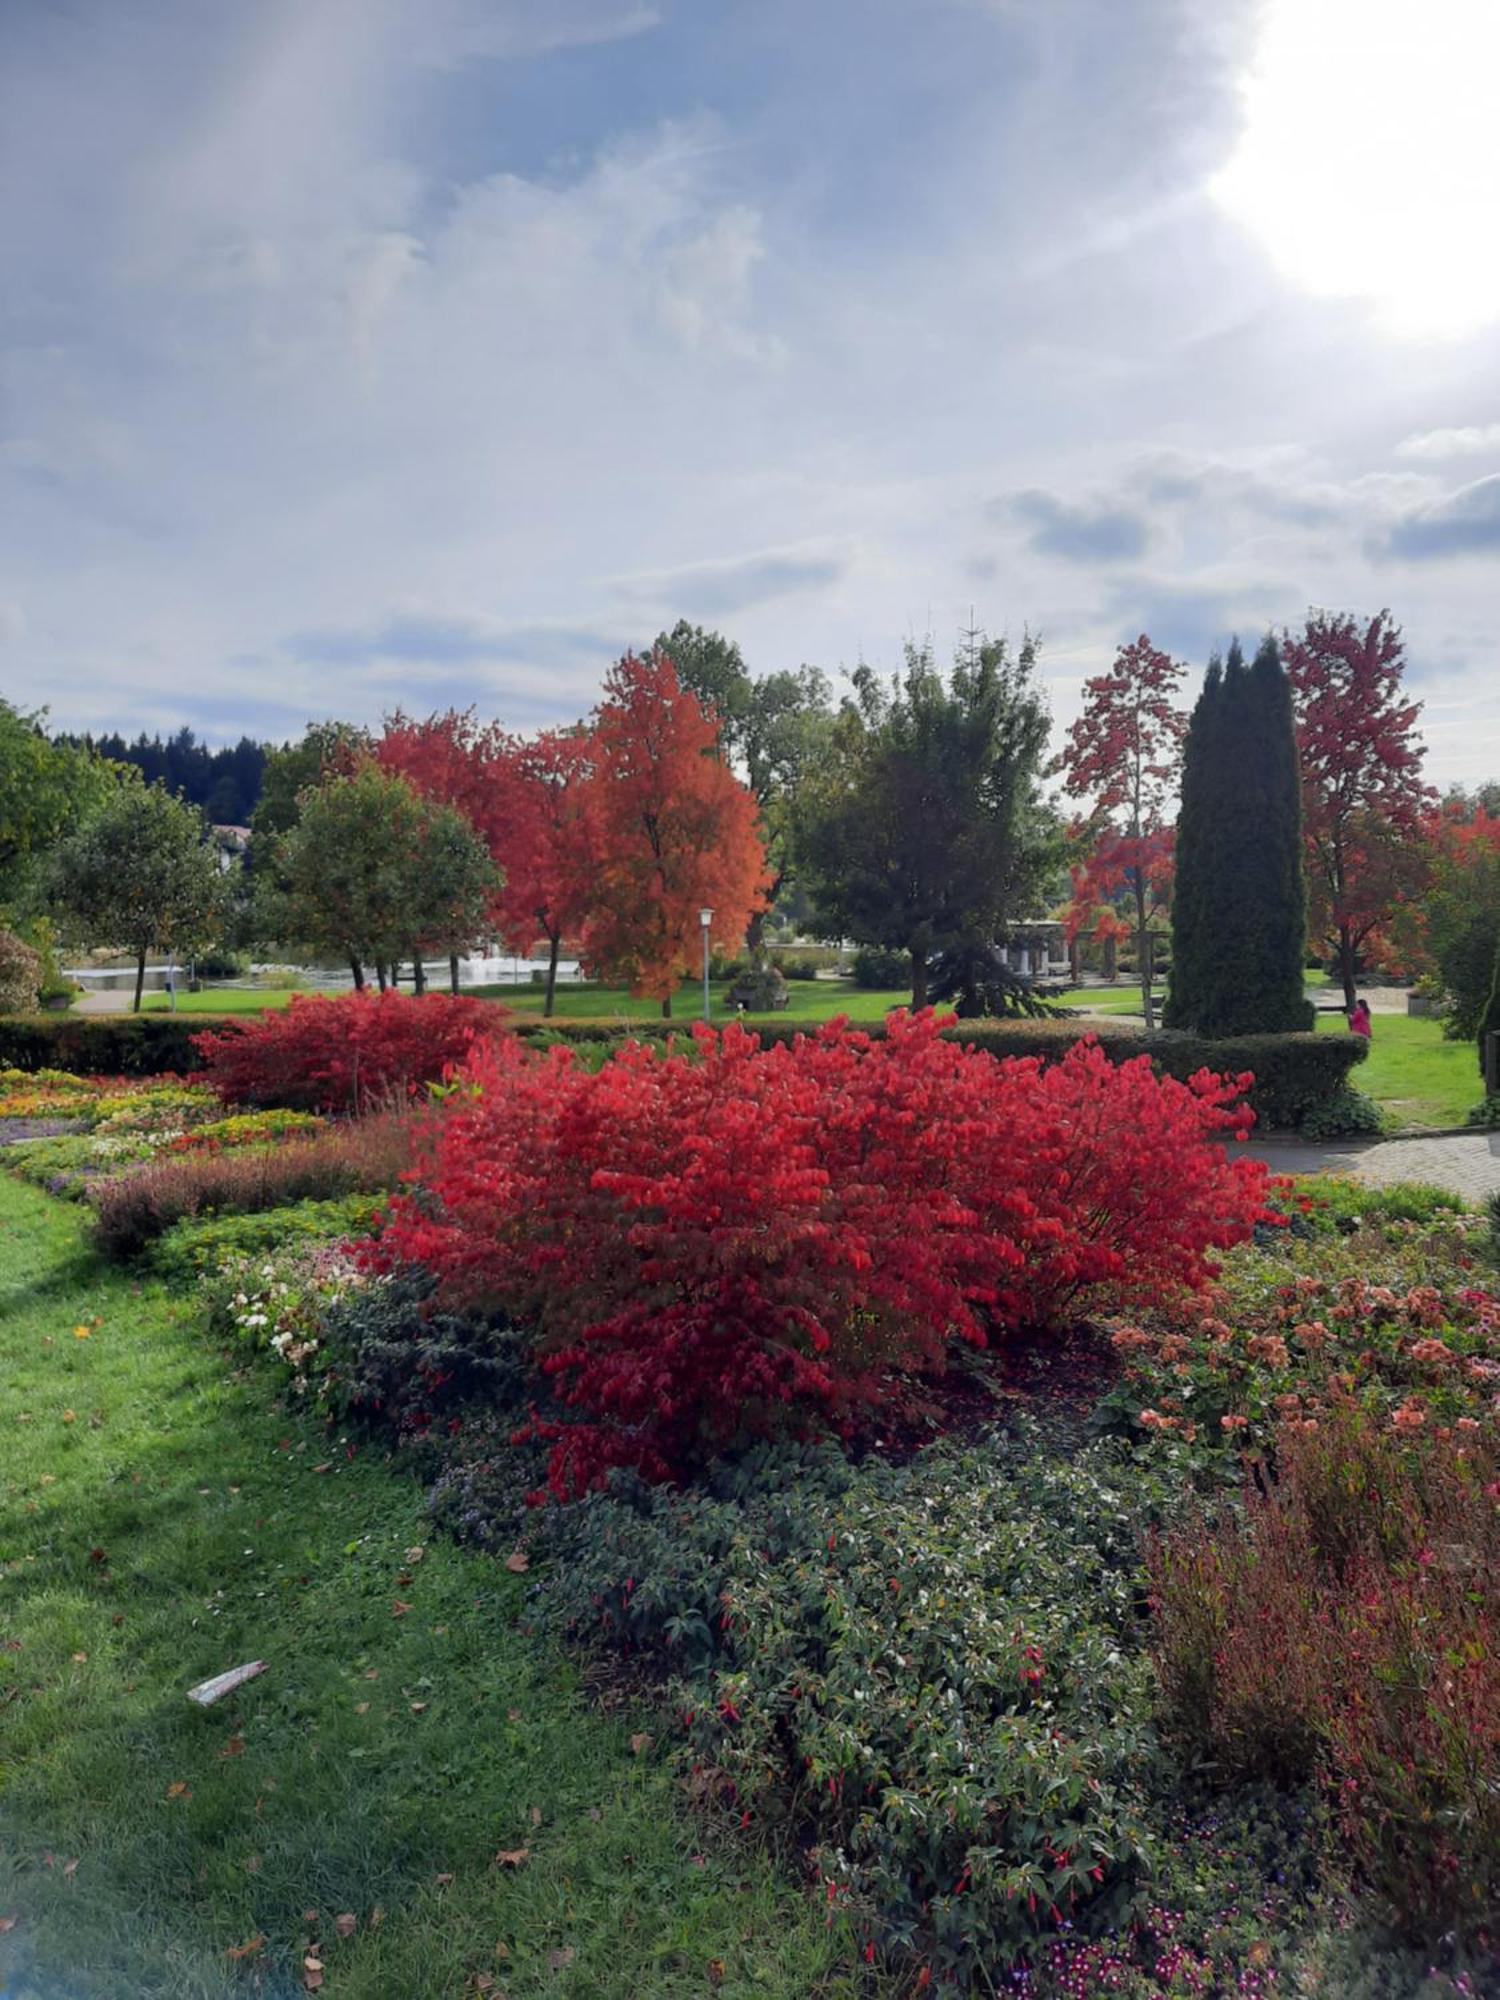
2,0,1498,785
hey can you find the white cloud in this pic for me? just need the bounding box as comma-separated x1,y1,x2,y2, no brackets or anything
1396,423,1500,461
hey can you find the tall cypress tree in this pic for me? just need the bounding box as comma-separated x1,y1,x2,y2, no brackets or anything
1167,636,1313,1036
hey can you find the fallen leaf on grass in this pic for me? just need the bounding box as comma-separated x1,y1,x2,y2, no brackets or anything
89,1547,107,1564
61,1409,76,1425
409,1701,427,1714
528,1805,542,1827
405,1545,426,1563
225,1934,265,1961
546,1947,575,1974
334,1912,357,1938
707,1961,726,1987
303,1953,324,1992
221,1736,245,1758
391,1599,412,1618
0,1915,16,1933
494,1848,529,1870
72,1325,91,1340
311,1462,333,1474
71,1651,88,1663
62,1858,79,1878
165,1782,192,1801
628,1732,653,1756
354,1701,370,1715
302,1908,319,1923
434,1872,454,1888
370,1906,384,1928
471,1976,499,1995
503,1551,529,1574
586,1806,602,1823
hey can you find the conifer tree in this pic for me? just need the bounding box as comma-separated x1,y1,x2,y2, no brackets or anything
1167,637,1313,1035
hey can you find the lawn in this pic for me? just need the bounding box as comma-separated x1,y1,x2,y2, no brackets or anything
1313,1010,1481,1129
0,1176,856,2000
475,977,909,1024
138,986,302,1013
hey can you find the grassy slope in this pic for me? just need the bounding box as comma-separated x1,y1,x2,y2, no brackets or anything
0,1179,854,2000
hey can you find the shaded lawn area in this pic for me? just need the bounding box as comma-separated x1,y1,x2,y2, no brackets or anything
476,978,910,1024
0,1178,856,2000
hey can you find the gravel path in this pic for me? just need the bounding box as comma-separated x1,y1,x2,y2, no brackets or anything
1246,1132,1500,1204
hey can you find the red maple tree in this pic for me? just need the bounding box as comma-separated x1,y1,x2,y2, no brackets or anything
1059,635,1187,1028
582,650,770,1014
489,728,600,1017
1282,610,1433,1010
375,709,507,988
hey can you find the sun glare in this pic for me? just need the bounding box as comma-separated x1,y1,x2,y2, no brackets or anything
1212,0,1500,339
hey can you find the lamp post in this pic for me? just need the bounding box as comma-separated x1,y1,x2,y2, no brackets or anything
700,907,714,1022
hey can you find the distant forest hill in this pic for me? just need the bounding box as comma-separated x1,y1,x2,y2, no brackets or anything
56,727,272,826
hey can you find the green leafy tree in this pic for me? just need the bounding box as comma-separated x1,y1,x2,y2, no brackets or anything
46,782,226,1011
795,629,1054,1009
271,765,495,989
0,698,119,917
1167,637,1313,1036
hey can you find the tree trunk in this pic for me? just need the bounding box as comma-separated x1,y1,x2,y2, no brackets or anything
543,932,561,1017
1069,935,1082,987
375,962,388,993
910,949,928,1012
1338,927,1357,1013
449,953,461,996
661,992,673,1019
1135,878,1155,1033
133,948,146,1014
411,952,426,996
350,956,365,991
1103,935,1118,984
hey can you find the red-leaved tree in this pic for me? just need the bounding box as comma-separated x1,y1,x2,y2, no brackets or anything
583,650,770,1014
1059,635,1187,1029
1282,610,1433,1010
377,1011,1268,1494
489,728,600,1017
375,709,506,991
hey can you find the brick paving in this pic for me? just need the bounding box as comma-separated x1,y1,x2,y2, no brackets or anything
1247,1132,1500,1204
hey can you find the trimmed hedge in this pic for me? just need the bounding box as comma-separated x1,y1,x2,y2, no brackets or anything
2,1007,1366,1128
510,1015,1366,1130
0,1012,204,1075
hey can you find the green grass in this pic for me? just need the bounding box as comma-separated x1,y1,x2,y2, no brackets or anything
137,987,302,1013
0,1177,857,1999
481,978,910,1024
1312,1011,1481,1130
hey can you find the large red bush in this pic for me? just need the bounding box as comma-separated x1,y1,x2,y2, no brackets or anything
378,1012,1269,1494
193,990,509,1113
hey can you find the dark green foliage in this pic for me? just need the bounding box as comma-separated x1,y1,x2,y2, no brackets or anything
507,1014,1365,1129
524,1433,1156,1982
1477,934,1500,1077
1299,1083,1386,1138
317,1271,533,1447
927,936,1058,1018
848,944,910,988
794,631,1056,1007
0,1011,204,1073
1168,638,1313,1036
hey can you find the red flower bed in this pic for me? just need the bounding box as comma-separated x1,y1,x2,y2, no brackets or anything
192,990,509,1113
378,1012,1269,1495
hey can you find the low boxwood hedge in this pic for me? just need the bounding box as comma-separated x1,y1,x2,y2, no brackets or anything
0,1012,205,1075
510,1016,1366,1129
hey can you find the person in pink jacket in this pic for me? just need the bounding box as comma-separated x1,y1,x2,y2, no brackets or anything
1348,997,1372,1039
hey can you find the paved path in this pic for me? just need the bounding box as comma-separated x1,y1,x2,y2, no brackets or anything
1246,1132,1500,1204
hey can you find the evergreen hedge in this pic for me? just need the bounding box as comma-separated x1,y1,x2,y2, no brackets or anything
2,1007,1366,1129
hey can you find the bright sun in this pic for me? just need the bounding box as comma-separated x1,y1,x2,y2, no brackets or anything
1212,0,1500,340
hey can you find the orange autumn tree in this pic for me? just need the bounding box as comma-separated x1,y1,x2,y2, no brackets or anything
490,727,601,1017
584,650,770,1014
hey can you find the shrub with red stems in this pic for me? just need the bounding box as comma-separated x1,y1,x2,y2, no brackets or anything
377,1011,1269,1494
192,989,509,1113
1148,1409,1500,1939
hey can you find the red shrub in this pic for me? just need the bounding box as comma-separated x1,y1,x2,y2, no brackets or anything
192,990,509,1113
378,1012,1268,1494
1148,1412,1500,1939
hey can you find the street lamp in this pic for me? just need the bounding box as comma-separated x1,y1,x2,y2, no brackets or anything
699,907,714,1022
